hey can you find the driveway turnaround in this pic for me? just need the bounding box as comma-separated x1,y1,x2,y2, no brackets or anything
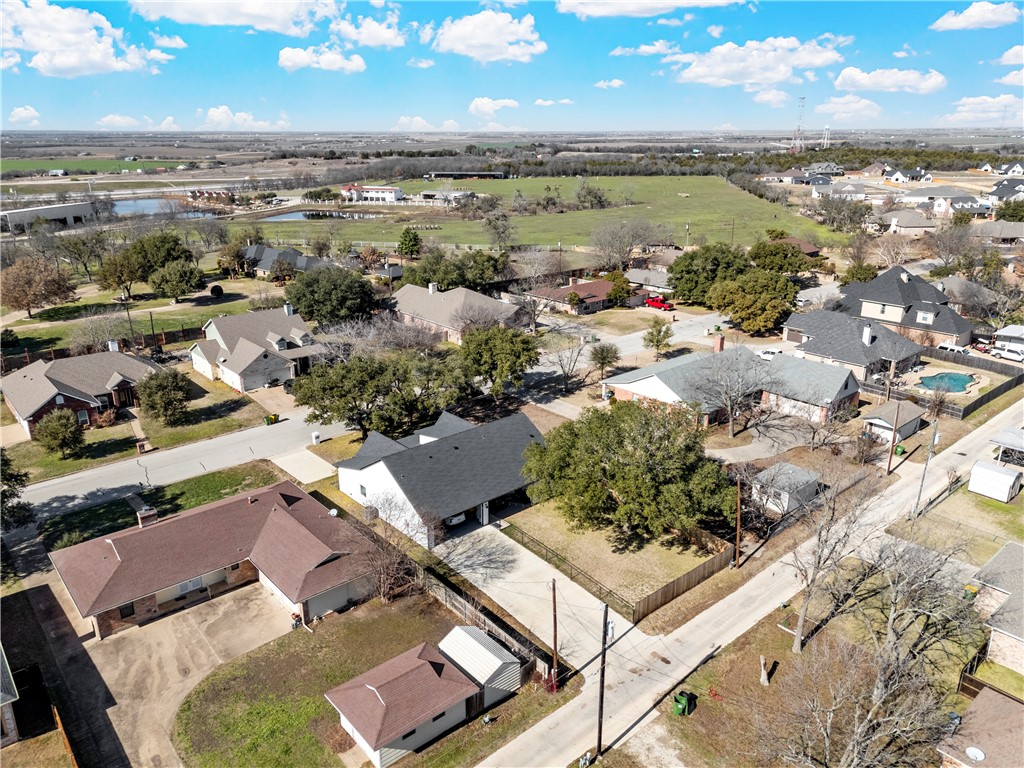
78,582,293,767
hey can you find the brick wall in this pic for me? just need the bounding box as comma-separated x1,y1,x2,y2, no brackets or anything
24,396,96,437
94,594,158,640
225,559,258,587
986,630,1024,675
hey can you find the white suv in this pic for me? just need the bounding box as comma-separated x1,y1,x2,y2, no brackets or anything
936,342,970,355
991,348,1024,362
758,349,782,361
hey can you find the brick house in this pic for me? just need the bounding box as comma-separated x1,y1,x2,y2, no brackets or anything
0,351,160,438
49,481,378,639
389,283,525,344
937,688,1023,768
525,278,644,315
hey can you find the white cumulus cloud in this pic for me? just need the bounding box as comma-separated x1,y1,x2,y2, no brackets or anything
145,115,182,131
753,88,789,108
392,116,461,131
611,39,680,56
5,0,160,77
151,31,187,48
198,106,291,131
8,105,40,126
278,45,366,73
995,69,1024,86
97,113,141,129
595,78,625,88
407,57,435,68
468,97,519,117
940,93,1023,125
666,34,851,87
706,24,724,38
433,10,547,63
128,0,337,36
834,66,947,94
656,18,684,26
535,98,574,106
417,22,435,44
931,1,1021,30
330,10,405,48
557,1,743,19
1,50,21,71
815,94,881,122
892,43,916,58
998,45,1024,65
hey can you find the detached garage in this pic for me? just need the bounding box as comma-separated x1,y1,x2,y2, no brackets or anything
968,461,1023,504
439,626,523,709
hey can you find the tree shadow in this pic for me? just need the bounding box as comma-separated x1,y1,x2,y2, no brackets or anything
661,345,694,360
181,396,248,424
81,435,138,461
606,526,656,554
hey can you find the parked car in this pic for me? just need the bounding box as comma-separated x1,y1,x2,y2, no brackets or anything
991,348,1024,362
936,342,970,355
758,349,782,361
443,512,467,527
972,342,992,353
645,297,675,311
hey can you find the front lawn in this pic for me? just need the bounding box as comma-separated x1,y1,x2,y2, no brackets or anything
0,400,16,426
306,432,361,464
140,368,267,450
38,461,285,551
505,500,713,603
5,422,138,483
173,593,580,768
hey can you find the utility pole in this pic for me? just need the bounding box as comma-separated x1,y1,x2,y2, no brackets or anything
596,602,609,757
550,578,558,692
734,478,742,567
885,400,902,476
910,418,940,519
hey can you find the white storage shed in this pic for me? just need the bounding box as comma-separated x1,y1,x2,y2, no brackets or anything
968,461,1023,504
439,626,522,708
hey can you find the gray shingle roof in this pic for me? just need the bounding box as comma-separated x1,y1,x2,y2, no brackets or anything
624,269,671,289
381,413,542,522
839,269,973,337
785,310,924,368
391,285,520,332
244,245,336,274
974,542,1023,640
938,276,999,307
754,463,820,494
338,432,407,471
204,307,312,358
222,337,288,375
765,355,858,406
415,411,474,441
861,400,927,430
0,352,160,419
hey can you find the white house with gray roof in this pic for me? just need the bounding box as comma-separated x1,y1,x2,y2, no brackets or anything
752,463,821,516
0,352,160,438
337,412,542,549
390,284,524,344
189,305,320,391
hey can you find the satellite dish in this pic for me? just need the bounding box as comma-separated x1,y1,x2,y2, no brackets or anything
329,508,338,517
965,747,985,761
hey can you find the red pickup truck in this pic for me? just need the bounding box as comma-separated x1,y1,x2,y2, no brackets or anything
645,297,675,311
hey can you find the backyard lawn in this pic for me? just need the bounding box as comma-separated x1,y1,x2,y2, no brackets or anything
505,500,714,603
4,422,138,483
1,732,74,768
173,592,580,768
38,460,285,551
975,660,1024,700
1,400,16,426
139,368,267,450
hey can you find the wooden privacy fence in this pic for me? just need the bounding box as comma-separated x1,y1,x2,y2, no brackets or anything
632,535,735,624
52,704,80,768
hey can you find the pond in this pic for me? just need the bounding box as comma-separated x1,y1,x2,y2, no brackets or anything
259,210,382,222
919,372,974,393
113,198,215,218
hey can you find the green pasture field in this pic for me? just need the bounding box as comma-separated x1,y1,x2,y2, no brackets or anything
235,176,843,249
0,157,168,173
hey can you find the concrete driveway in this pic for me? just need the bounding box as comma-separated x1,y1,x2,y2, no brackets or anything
76,582,292,767
247,384,296,415
1,422,30,447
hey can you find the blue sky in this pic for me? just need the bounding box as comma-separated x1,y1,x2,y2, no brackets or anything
2,1,1022,132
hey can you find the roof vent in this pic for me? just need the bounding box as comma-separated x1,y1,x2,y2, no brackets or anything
900,271,910,283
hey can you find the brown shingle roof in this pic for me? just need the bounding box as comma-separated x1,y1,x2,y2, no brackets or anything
937,688,1024,767
49,481,376,616
325,643,478,750
528,279,617,303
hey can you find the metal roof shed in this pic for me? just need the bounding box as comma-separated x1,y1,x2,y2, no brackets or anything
968,461,1023,504
439,626,522,708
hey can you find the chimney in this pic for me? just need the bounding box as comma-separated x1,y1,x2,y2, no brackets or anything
937,281,944,294
283,302,294,316
428,282,439,295
862,323,872,346
900,271,910,283
712,334,725,353
106,339,119,352
137,506,158,528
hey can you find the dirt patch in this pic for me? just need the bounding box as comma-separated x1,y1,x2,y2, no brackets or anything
616,720,691,768
519,403,569,433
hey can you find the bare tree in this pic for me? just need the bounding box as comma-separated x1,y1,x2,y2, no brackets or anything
590,217,662,271
926,221,976,269
873,234,914,268
362,492,419,604
802,406,857,453
508,250,556,333
318,316,440,361
543,325,589,392
68,307,131,354
690,349,775,438
789,468,877,654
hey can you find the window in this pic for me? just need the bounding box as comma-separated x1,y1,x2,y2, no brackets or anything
359,485,367,497
916,311,933,324
119,603,135,619
432,712,446,722
77,410,89,424
402,729,417,740
230,563,240,571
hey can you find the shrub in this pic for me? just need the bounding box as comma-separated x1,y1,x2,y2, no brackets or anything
35,409,85,458
53,530,86,550
137,368,191,426
210,284,224,299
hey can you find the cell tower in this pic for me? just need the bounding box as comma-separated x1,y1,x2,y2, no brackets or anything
821,125,831,150
793,96,806,152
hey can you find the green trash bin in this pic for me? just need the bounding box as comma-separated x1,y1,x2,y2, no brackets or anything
714,325,721,332
263,416,271,426
894,445,905,456
673,693,691,716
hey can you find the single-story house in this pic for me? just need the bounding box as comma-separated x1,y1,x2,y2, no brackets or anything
812,182,865,201
751,463,821,516
783,310,924,381
970,542,1023,675
937,687,1024,768
0,646,18,748
190,304,320,391
0,352,160,438
337,412,542,549
871,210,938,237
937,276,999,317
897,185,972,205
389,283,524,345
998,162,1024,176
988,179,1024,206
50,481,377,639
803,162,844,177
836,267,974,347
624,268,672,294
994,324,1024,354
339,184,404,203
601,345,859,425
861,400,927,444
763,168,807,184
855,162,888,177
525,278,643,315
776,236,821,259
970,219,1024,244
989,427,1024,466
968,461,1023,504
438,626,522,709
243,245,336,279
325,642,480,768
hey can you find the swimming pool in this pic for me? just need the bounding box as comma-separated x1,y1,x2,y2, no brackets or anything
918,372,973,393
